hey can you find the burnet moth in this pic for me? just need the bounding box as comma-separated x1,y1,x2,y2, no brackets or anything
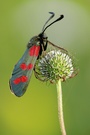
9,12,66,97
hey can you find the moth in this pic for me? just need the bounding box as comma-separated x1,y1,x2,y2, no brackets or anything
9,12,66,97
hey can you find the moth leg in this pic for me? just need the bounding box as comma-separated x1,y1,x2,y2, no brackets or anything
48,40,68,53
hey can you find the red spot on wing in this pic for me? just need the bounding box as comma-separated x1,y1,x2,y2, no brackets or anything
20,63,33,70
27,63,33,70
29,45,40,56
34,46,40,56
21,76,28,82
13,76,28,84
20,63,27,70
29,46,36,56
13,77,21,84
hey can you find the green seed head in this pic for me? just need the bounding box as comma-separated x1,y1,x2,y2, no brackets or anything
34,50,77,83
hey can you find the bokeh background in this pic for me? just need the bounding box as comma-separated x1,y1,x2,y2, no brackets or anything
0,0,90,135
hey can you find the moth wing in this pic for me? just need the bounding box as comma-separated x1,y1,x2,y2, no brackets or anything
9,45,40,97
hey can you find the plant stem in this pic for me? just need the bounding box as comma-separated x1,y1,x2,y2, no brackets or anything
56,79,66,135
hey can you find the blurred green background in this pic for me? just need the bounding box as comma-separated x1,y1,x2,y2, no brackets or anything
0,0,90,135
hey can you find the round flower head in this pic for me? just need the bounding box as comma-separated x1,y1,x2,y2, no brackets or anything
34,50,77,83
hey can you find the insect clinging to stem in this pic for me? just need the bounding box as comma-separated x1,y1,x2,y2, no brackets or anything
9,12,66,97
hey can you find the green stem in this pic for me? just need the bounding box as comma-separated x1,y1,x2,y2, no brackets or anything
56,79,66,135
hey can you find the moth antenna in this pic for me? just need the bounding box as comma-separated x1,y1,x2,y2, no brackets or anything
42,12,55,32
42,14,64,34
